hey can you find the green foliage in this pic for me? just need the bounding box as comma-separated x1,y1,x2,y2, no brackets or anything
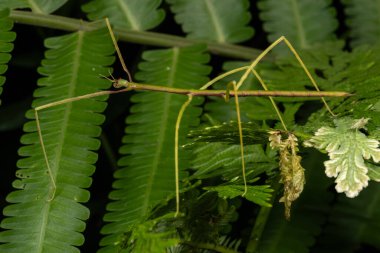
0,0,67,13
0,27,114,252
188,121,268,145
0,8,15,103
258,0,338,50
167,0,254,43
117,213,179,253
305,117,380,197
99,45,211,251
191,142,277,180
82,0,165,30
1,1,380,252
342,0,380,47
179,191,239,244
205,184,273,207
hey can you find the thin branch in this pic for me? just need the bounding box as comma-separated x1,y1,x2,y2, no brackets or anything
125,82,351,98
10,10,263,60
35,82,351,113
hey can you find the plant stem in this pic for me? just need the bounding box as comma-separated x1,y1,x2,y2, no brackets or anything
10,10,263,60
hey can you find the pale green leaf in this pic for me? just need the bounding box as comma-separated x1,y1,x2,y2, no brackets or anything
305,118,380,198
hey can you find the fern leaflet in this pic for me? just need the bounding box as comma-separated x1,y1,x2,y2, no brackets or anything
99,45,211,252
342,0,380,47
0,8,15,103
0,0,67,13
82,0,165,30
258,0,338,51
0,27,114,252
167,0,254,43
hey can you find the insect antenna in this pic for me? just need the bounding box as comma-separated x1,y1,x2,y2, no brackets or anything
105,18,133,83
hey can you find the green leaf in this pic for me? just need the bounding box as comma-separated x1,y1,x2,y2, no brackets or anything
305,118,380,198
82,0,165,30
0,0,67,13
187,121,268,145
303,44,380,136
342,0,380,47
205,184,273,207
0,8,15,104
191,143,277,180
99,45,211,252
167,0,254,43
0,27,114,252
126,214,179,253
258,0,338,51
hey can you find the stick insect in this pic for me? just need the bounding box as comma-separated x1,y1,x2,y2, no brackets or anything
34,18,349,216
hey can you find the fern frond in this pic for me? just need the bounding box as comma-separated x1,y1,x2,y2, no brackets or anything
82,0,165,30
167,0,254,43
126,213,179,253
0,0,67,13
99,45,211,251
258,0,338,51
0,8,15,103
304,44,380,136
206,184,273,207
191,142,277,180
342,0,380,47
178,192,239,244
188,121,268,145
0,27,114,252
331,46,380,133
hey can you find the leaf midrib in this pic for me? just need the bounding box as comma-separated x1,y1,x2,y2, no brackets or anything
290,0,308,48
141,48,179,215
27,0,43,14
117,0,140,30
204,0,226,42
36,31,84,252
